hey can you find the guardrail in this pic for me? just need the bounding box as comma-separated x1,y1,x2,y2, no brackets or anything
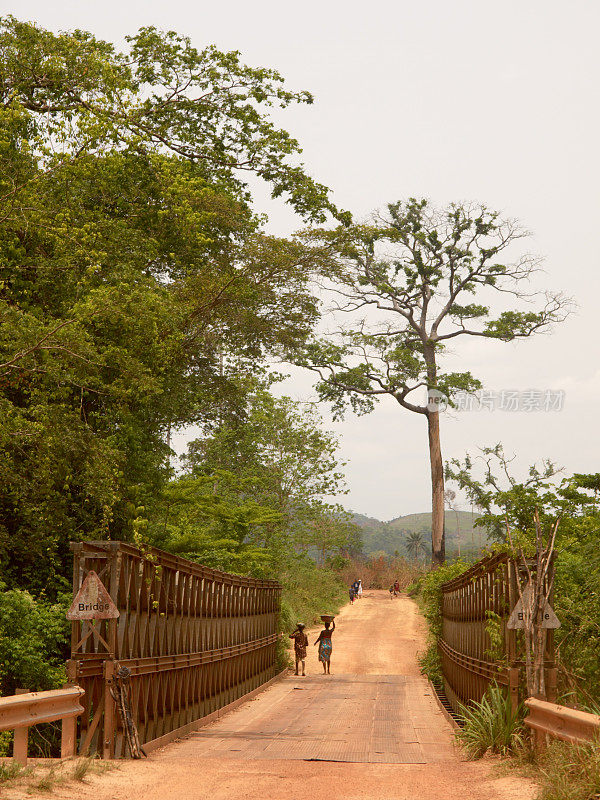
525,698,600,746
0,686,85,765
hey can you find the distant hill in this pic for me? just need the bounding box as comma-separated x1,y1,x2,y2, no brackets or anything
353,510,489,560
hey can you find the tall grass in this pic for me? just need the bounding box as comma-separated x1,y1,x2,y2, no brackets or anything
537,739,600,800
455,685,524,759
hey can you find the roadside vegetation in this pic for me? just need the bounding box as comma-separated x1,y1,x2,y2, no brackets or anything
0,756,115,796
410,450,600,799
455,685,524,759
0,16,357,756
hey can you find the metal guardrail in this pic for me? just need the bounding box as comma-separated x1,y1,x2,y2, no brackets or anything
525,698,600,745
0,686,85,765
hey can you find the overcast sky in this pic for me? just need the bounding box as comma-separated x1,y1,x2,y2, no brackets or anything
8,0,600,520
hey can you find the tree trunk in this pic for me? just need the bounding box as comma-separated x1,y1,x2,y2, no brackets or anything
427,408,445,565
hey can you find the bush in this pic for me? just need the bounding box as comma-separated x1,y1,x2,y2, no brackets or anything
455,684,524,758
415,560,471,682
0,585,70,696
276,555,347,670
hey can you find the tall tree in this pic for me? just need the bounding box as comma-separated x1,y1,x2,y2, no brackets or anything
298,199,571,564
0,18,335,595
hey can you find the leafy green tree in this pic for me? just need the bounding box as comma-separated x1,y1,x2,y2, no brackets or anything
0,17,341,225
446,447,600,703
185,386,349,548
144,471,283,575
0,18,335,596
446,444,566,542
298,199,570,563
147,385,360,575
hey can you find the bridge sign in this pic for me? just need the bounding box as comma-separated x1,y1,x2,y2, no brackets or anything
507,585,560,629
67,570,119,620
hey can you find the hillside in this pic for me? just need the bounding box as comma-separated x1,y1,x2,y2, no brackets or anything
353,510,489,560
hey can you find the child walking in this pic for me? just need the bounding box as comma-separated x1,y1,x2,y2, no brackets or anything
289,623,309,676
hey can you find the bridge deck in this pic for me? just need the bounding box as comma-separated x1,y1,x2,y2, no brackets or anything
186,672,453,763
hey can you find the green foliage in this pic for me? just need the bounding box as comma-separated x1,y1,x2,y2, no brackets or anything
0,16,340,221
455,684,524,759
537,739,600,800
0,731,11,758
0,17,336,601
146,470,283,576
152,386,361,575
552,513,600,701
484,611,505,662
0,584,69,695
415,560,472,683
298,200,568,420
446,444,566,543
446,448,600,704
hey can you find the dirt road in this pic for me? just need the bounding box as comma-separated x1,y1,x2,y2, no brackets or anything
53,591,537,800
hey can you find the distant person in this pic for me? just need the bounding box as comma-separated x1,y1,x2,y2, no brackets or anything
314,618,335,674
289,623,309,676
352,579,360,596
357,579,363,599
389,583,395,599
394,579,400,595
349,586,355,604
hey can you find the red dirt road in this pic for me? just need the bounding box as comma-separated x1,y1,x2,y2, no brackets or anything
52,591,537,800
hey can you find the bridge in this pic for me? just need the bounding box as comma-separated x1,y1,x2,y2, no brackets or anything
3,541,566,799
54,593,535,800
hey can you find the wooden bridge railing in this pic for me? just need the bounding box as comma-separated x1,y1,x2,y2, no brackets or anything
438,553,556,715
67,541,281,758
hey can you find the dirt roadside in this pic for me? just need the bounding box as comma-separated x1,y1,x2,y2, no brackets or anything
38,591,537,800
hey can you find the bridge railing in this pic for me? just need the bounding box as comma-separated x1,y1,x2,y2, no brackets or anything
0,686,85,765
525,698,600,747
68,541,281,758
438,553,556,715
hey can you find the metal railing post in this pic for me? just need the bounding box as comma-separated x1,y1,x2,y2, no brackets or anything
12,689,29,765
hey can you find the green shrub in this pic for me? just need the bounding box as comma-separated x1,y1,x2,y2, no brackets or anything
0,584,70,695
455,684,524,759
415,560,471,682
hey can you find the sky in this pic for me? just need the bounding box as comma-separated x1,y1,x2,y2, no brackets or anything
7,0,600,520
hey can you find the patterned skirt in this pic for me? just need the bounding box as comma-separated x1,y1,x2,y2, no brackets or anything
318,638,332,663
295,644,307,660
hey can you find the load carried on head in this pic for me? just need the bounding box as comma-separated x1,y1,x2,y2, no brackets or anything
320,614,335,624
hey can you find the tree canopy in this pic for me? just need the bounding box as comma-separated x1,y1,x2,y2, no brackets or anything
0,17,338,597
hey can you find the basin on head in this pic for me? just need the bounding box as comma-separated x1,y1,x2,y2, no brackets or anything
320,615,335,624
